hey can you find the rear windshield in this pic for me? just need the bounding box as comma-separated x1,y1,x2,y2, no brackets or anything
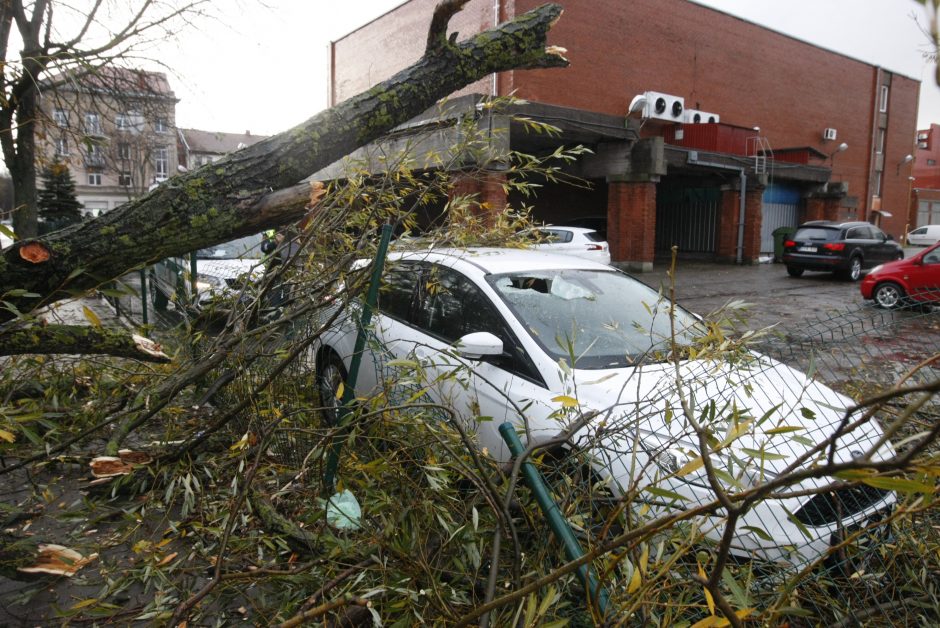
793,227,840,242
583,231,603,242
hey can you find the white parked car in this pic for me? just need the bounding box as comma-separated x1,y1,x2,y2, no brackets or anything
150,233,265,310
315,248,894,568
906,224,940,247
526,226,611,265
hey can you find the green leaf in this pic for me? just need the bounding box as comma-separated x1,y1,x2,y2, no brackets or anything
644,486,690,501
742,525,773,542
861,476,936,494
764,426,804,435
740,448,788,461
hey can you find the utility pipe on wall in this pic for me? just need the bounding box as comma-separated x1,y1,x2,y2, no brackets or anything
687,152,748,264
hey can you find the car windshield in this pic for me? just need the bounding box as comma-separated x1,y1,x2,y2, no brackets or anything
794,227,840,242
489,268,704,368
196,234,264,260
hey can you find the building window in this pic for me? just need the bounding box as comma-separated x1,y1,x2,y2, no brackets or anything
880,85,889,113
84,112,102,135
53,109,68,127
929,159,937,166
876,129,885,155
154,146,168,180
86,143,105,167
154,117,168,134
54,137,69,156
118,142,131,161
872,172,882,197
115,113,129,130
87,171,102,186
119,171,133,186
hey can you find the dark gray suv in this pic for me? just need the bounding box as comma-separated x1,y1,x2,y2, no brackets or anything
782,220,903,281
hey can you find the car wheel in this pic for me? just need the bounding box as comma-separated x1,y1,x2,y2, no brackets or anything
149,274,168,310
786,265,804,278
873,282,905,309
317,350,348,426
844,256,863,282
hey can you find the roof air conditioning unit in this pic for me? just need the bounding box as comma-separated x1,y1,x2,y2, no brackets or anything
823,127,838,141
684,109,720,124
629,91,685,122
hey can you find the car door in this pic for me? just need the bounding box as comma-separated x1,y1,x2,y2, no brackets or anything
375,262,552,463
907,246,940,297
868,225,896,264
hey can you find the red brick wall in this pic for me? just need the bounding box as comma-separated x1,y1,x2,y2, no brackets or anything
449,171,508,225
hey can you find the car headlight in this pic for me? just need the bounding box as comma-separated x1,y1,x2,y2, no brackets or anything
655,448,773,491
196,275,226,292
868,264,883,275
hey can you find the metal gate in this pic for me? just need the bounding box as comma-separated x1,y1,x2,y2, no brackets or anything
655,186,720,254
760,185,801,255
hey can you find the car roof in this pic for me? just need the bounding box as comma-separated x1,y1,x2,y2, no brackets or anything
389,247,614,276
799,220,869,229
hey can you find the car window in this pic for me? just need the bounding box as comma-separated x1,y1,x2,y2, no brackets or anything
583,231,604,242
924,249,940,264
418,265,543,383
543,229,573,243
489,268,703,369
794,227,839,242
845,226,867,239
378,265,420,323
911,227,926,236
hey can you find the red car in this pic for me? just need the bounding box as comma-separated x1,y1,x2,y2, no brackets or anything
860,241,940,308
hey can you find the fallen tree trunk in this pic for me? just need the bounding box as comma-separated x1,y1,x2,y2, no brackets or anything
0,1,567,326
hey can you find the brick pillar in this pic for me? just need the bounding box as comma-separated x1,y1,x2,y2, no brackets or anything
804,197,826,222
716,181,762,263
742,183,764,263
448,171,507,226
716,186,739,261
608,179,656,271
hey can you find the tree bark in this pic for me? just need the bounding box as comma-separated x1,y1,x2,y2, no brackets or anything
0,324,170,362
0,2,567,323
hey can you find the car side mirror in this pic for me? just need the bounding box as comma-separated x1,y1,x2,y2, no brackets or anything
885,233,893,241
454,331,503,359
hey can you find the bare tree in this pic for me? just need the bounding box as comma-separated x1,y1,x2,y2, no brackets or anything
0,0,212,238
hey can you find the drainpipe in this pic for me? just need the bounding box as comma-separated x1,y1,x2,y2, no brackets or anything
687,152,748,264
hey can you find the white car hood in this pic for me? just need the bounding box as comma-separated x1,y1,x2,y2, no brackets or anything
528,354,889,479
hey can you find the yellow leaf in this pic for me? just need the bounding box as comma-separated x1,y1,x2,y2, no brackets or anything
82,306,101,328
0,428,15,443
551,395,578,408
627,564,642,593
676,456,704,478
690,617,723,628
722,420,752,445
70,598,99,610
335,381,344,401
639,543,649,575
157,552,178,566
698,563,715,615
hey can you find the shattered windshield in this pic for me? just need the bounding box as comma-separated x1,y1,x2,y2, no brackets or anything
196,234,264,260
489,268,703,368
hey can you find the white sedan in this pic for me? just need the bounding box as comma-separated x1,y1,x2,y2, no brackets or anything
315,248,894,568
526,226,611,265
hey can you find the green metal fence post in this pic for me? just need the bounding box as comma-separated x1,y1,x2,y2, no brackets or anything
322,224,394,495
139,268,149,326
498,422,610,616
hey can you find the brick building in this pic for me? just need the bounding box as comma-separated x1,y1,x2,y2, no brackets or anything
328,0,919,269
38,68,179,217
912,124,940,231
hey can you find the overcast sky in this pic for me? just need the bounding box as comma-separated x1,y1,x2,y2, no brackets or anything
161,0,938,137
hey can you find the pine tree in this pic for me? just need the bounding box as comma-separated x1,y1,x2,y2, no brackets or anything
37,160,83,234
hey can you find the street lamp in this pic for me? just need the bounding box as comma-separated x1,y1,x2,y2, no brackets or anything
828,142,848,164
896,153,913,175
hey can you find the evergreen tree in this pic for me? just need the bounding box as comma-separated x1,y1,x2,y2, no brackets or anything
37,160,83,234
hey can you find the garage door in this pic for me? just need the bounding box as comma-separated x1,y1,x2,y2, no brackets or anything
761,185,801,255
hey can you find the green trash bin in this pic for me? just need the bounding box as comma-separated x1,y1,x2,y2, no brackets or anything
772,226,797,263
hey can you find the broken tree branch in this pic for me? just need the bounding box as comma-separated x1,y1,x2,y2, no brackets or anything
0,2,567,322
0,324,170,362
